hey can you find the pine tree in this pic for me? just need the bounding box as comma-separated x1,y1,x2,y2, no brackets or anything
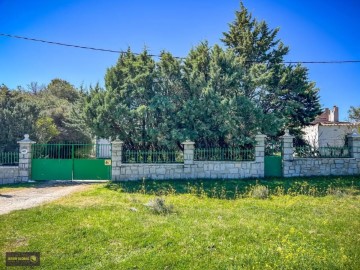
86,3,322,148
222,3,321,135
222,2,288,67
100,49,157,148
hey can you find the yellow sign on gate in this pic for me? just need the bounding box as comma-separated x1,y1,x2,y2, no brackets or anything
104,160,112,166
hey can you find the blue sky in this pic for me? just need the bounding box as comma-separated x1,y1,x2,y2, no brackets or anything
0,0,359,120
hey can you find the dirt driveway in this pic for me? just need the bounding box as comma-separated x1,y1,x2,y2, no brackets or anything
0,181,94,215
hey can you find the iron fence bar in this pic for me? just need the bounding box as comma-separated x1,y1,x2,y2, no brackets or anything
122,149,184,163
30,143,112,159
294,146,351,158
0,152,19,165
194,147,255,161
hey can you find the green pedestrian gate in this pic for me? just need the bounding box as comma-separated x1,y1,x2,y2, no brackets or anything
31,143,112,180
264,139,283,177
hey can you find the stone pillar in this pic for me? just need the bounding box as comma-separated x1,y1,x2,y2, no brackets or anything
347,130,360,159
17,134,36,182
281,130,294,161
111,138,124,181
182,140,195,165
255,133,266,162
281,130,295,178
254,133,266,178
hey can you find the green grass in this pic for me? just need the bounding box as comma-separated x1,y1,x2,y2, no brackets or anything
110,175,360,199
1,176,360,269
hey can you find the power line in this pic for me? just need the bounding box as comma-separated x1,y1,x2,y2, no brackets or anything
1,33,136,54
0,33,184,59
1,33,360,64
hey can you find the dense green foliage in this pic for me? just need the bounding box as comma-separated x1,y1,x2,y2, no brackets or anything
84,46,276,149
0,85,40,151
1,3,321,150
222,3,321,136
1,177,359,269
0,79,91,150
84,4,320,149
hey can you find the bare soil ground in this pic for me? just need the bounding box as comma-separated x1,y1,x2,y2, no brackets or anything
0,181,94,215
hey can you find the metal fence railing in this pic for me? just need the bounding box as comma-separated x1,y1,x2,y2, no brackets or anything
194,148,255,161
73,144,111,159
0,152,19,166
32,144,73,159
265,138,283,156
122,149,184,163
294,146,351,158
31,144,111,159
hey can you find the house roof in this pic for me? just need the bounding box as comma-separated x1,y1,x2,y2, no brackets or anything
317,122,360,126
309,105,360,126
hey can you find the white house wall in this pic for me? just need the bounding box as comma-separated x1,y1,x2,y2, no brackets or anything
302,125,319,147
318,125,355,147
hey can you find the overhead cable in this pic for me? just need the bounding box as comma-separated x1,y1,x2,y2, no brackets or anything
1,33,360,64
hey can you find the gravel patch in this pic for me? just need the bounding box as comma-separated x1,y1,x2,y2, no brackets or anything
0,181,95,215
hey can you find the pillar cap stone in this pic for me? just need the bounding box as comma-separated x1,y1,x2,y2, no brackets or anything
255,132,266,138
182,140,195,145
347,129,360,137
17,134,35,144
281,129,295,139
111,139,124,144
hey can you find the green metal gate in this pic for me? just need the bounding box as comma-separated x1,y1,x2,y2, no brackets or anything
264,139,283,177
31,143,112,180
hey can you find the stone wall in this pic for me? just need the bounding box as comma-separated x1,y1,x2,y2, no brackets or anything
113,161,264,181
0,167,20,185
2,132,360,183
192,161,263,179
283,158,360,177
282,131,360,177
0,134,35,185
111,133,266,181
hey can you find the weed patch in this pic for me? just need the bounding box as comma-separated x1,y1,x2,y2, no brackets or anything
248,184,269,199
144,197,174,215
107,175,360,199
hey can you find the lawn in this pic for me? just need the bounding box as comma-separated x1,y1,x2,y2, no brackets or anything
1,176,360,269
